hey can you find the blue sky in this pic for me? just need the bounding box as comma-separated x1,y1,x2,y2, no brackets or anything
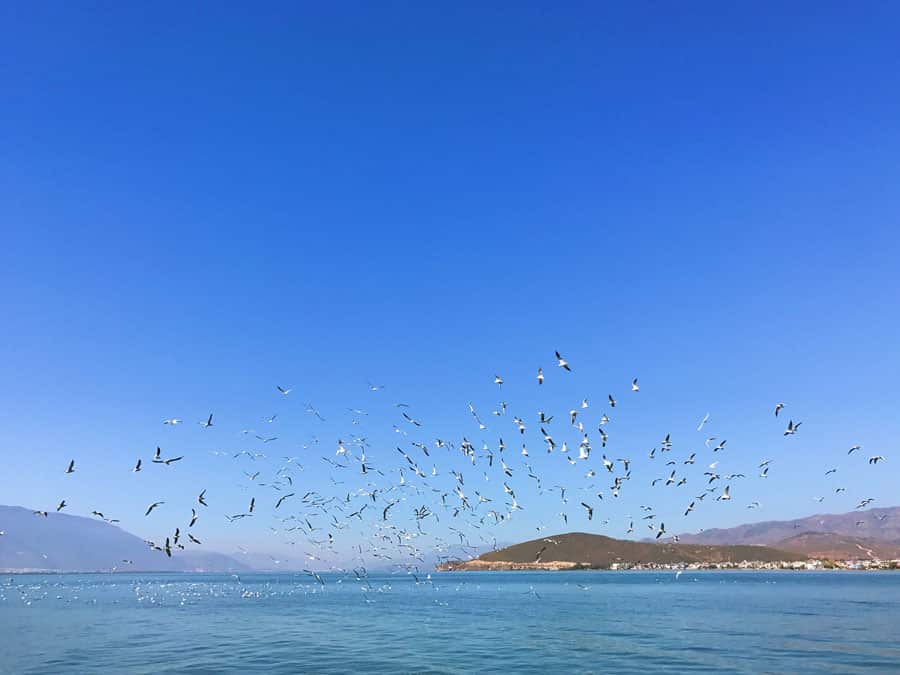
1,3,899,564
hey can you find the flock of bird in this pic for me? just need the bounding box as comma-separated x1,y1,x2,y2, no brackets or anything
25,349,889,573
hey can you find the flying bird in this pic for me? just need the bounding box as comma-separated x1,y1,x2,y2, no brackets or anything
555,351,571,371
697,413,710,431
145,501,164,516
275,493,295,509
580,502,593,520
64,460,75,474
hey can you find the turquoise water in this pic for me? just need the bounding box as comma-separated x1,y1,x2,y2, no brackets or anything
2,571,899,674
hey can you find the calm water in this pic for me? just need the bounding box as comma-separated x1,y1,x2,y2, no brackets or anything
1,571,898,674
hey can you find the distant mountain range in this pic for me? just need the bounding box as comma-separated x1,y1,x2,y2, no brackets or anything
441,532,802,570
5,504,898,573
0,505,250,572
771,532,900,560
672,507,900,558
442,507,900,570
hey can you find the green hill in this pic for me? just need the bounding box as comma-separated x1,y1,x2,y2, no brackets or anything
442,532,803,570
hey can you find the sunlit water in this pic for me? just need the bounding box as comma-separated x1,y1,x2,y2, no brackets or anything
1,571,898,673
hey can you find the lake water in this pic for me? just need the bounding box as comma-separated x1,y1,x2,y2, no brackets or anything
2,571,898,673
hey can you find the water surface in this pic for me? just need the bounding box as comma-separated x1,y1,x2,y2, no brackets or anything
2,571,898,673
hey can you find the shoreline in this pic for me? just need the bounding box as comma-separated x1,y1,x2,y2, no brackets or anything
436,559,900,572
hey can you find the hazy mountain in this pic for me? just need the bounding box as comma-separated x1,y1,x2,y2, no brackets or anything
771,532,900,560
443,532,801,569
673,506,900,546
0,505,250,572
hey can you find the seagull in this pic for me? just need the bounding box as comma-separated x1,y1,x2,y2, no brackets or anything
199,414,214,428
188,534,201,545
494,375,504,389
133,459,142,472
276,386,292,396
275,493,295,509
825,468,837,476
164,456,183,465
402,412,422,427
774,403,785,417
64,460,75,474
631,378,639,392
655,522,666,539
784,419,801,435
696,413,710,431
537,368,544,385
145,501,164,516
869,456,886,464
580,502,593,520
848,445,862,455
608,394,616,408
190,509,198,527
368,382,384,391
163,418,182,425
198,490,208,507
56,499,67,512
717,485,731,501
153,447,163,463
555,351,571,371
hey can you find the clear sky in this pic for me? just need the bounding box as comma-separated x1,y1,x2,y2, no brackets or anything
1,3,899,566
